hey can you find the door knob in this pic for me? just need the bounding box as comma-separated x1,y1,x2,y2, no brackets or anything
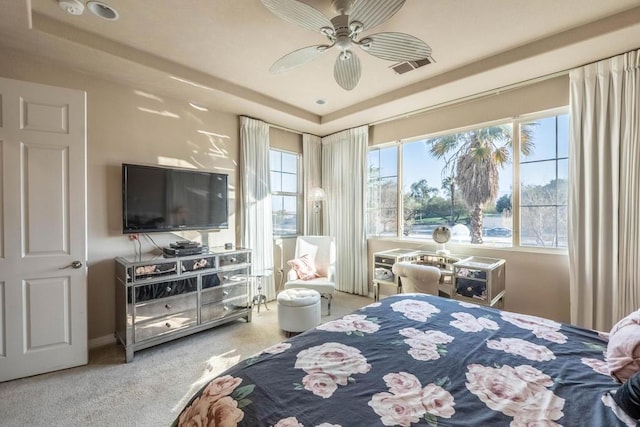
60,260,83,269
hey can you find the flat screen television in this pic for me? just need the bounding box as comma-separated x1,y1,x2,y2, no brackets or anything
122,163,229,233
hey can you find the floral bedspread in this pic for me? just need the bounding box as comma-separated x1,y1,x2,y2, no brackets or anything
174,294,634,427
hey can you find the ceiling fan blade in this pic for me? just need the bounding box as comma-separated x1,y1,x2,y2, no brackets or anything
350,0,405,31
334,51,361,91
360,32,432,62
270,44,331,73
261,0,333,33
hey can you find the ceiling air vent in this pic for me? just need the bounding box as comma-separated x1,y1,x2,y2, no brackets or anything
390,57,435,75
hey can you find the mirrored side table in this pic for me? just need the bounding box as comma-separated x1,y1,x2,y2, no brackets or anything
252,270,272,313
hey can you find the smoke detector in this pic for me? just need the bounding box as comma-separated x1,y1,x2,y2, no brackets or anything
58,0,85,16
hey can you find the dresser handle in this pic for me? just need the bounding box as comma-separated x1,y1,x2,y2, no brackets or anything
223,275,229,280
165,322,171,328
165,304,172,310
166,286,172,293
222,291,229,296
229,258,236,263
223,306,229,311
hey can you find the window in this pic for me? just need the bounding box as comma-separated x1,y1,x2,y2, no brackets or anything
367,146,398,236
270,149,301,236
405,122,514,245
366,109,569,249
519,113,569,248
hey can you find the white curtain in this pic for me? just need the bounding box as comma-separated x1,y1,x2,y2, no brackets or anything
303,134,322,235
240,116,276,301
569,49,640,331
321,125,369,295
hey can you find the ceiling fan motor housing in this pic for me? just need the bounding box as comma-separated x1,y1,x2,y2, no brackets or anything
331,15,350,36
331,15,352,50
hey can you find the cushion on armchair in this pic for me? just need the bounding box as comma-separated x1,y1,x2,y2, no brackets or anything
287,254,318,280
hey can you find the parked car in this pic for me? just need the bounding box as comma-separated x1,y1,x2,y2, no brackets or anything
484,227,512,237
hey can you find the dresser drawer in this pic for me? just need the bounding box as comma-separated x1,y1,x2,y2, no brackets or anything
219,252,250,268
130,260,178,282
180,256,216,273
134,309,197,342
201,283,248,305
133,277,197,303
202,267,249,290
201,295,249,323
374,256,394,265
135,293,197,321
220,266,250,286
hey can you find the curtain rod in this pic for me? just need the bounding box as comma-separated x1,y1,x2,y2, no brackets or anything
240,114,306,136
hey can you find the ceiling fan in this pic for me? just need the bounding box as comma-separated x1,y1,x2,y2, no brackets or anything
261,0,432,91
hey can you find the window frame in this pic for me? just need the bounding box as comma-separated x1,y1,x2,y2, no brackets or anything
513,107,570,249
366,107,570,253
367,143,401,237
269,148,303,237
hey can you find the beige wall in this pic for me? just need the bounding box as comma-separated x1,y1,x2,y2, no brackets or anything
368,74,572,323
270,127,301,153
0,48,240,341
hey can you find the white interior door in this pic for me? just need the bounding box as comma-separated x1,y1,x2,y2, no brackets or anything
0,77,87,382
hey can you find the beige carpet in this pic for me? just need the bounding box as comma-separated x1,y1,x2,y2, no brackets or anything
0,292,372,427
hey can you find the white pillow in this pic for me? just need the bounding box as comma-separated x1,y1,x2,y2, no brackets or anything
287,254,318,280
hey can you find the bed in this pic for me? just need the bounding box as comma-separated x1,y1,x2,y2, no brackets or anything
173,294,635,426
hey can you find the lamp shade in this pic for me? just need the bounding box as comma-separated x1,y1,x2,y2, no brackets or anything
309,187,326,202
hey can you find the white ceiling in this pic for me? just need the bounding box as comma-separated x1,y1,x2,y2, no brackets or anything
1,0,640,135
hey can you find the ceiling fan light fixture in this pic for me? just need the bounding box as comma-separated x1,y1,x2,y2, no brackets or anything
335,35,352,51
349,21,363,35
320,27,335,38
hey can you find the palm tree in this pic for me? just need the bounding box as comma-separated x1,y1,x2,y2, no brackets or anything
427,124,535,243
408,179,438,200
441,175,456,226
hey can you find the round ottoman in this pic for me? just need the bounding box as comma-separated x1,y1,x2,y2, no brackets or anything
277,288,321,334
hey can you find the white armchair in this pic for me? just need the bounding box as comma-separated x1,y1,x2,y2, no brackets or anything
284,235,336,315
392,262,441,295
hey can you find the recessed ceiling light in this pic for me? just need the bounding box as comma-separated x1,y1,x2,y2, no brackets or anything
315,99,328,105
86,1,119,20
189,102,208,112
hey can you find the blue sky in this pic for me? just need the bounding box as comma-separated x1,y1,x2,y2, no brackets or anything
396,114,569,198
